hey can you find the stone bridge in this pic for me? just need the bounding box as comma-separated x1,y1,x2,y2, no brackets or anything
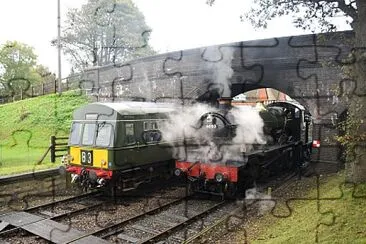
80,30,355,166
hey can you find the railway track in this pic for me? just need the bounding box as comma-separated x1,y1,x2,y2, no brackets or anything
0,184,188,243
0,172,298,243
0,191,103,237
182,172,299,243
88,195,228,244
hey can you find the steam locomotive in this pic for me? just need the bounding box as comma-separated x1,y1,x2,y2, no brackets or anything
174,99,316,197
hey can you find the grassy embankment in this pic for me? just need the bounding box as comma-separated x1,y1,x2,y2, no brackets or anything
0,92,89,175
234,172,366,244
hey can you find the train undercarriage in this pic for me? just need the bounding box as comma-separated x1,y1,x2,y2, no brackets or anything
66,160,175,196
175,142,312,198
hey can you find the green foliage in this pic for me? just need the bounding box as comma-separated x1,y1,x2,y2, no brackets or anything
33,65,56,85
235,172,366,243
0,41,55,98
336,111,366,162
0,91,90,147
0,92,90,175
59,0,156,70
0,147,56,176
0,41,39,96
242,0,356,32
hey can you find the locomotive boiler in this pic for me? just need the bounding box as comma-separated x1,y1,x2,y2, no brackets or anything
174,99,315,197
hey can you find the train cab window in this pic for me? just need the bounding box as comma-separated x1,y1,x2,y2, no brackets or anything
143,121,150,131
143,131,162,143
96,123,112,147
70,122,82,145
82,123,96,145
151,121,158,130
144,121,159,131
125,123,135,144
294,108,300,118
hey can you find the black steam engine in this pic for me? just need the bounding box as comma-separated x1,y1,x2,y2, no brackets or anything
174,99,316,197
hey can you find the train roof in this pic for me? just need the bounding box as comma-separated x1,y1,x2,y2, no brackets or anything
79,102,178,116
267,101,307,111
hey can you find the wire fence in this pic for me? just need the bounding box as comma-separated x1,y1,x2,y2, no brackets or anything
0,73,85,104
0,63,132,104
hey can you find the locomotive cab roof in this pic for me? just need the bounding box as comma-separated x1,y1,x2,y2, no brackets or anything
267,101,307,112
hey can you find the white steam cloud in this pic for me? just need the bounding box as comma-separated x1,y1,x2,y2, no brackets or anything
203,46,234,97
231,105,267,148
160,46,266,165
243,188,275,216
160,103,267,165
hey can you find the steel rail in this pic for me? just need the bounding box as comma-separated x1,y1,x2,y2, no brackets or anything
64,195,191,243
183,172,297,243
139,200,227,244
0,191,102,237
24,191,101,212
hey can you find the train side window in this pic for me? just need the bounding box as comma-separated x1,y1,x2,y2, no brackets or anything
143,131,162,143
96,123,112,147
70,122,82,145
144,121,158,131
82,123,96,145
151,121,158,130
143,121,150,131
125,123,135,144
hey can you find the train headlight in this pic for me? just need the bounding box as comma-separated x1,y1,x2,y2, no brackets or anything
174,168,183,177
61,155,67,164
214,173,225,183
312,140,321,148
61,154,73,165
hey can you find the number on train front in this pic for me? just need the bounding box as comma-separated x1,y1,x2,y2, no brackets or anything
81,150,93,165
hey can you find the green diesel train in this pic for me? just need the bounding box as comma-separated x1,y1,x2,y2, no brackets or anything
63,102,176,193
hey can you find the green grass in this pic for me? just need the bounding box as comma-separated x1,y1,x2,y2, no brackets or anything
235,172,366,244
0,91,89,175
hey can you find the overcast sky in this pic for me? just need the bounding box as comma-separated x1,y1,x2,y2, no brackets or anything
0,0,351,78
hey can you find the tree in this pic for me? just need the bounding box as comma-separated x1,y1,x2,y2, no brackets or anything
0,41,43,98
59,0,155,70
33,65,56,85
243,0,357,32
208,0,366,183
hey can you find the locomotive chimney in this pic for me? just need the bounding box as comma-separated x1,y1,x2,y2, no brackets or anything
217,97,232,110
